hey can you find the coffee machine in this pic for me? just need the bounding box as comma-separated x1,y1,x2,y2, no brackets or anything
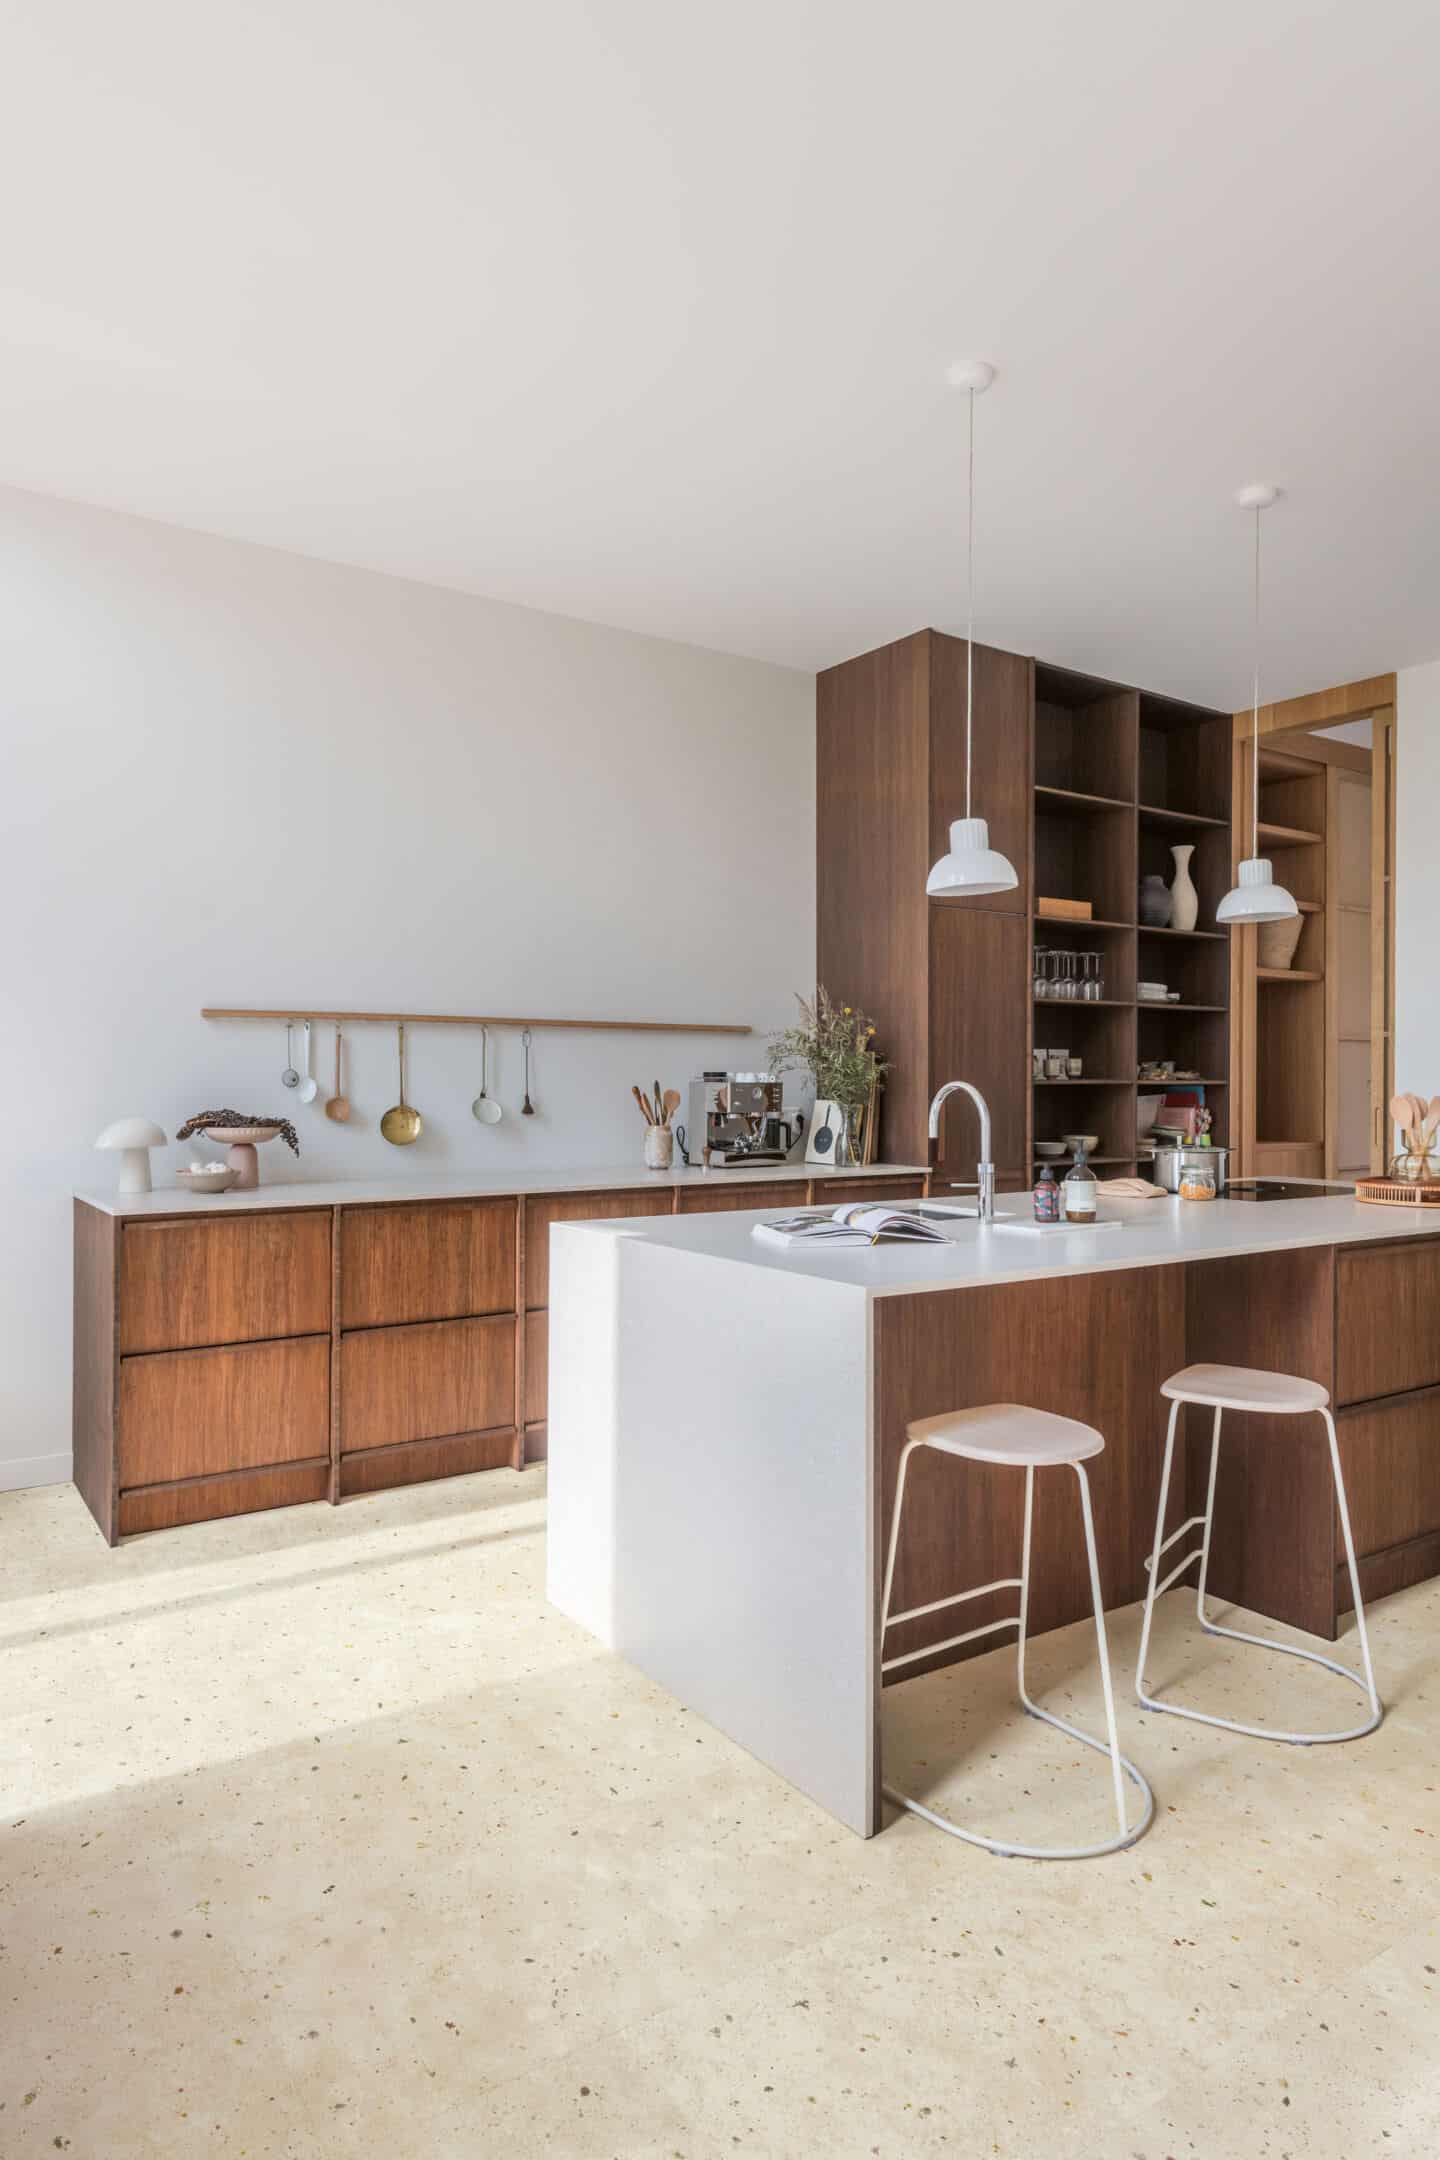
686,1072,795,1166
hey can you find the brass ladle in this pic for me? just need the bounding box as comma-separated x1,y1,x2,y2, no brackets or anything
381,1023,423,1145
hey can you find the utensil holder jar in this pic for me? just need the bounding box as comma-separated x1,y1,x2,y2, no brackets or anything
644,1126,675,1170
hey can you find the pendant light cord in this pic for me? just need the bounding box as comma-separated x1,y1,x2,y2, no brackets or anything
1251,504,1261,850
966,386,975,821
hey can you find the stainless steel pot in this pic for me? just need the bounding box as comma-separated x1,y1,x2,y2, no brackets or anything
1151,1144,1229,1194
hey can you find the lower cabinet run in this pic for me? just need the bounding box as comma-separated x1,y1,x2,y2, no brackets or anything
75,1170,931,1540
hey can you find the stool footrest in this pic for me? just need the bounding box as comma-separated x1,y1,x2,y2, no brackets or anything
883,1574,1022,1632
1142,1513,1206,1569
1146,1544,1204,1599
882,1613,1019,1674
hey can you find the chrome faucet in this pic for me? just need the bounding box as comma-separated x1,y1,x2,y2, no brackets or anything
928,1081,996,1222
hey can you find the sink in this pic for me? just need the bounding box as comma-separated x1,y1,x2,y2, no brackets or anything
913,1203,1015,1223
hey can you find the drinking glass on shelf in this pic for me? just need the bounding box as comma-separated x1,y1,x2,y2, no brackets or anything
1033,945,1051,999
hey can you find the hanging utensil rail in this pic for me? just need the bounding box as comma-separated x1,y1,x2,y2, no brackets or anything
201,1007,752,1034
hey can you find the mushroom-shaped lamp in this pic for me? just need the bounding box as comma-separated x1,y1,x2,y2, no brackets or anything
96,1117,167,1194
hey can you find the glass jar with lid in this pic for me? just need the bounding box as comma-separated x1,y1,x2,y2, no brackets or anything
1179,1157,1218,1202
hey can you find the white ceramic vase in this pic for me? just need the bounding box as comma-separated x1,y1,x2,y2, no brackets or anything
1169,844,1199,933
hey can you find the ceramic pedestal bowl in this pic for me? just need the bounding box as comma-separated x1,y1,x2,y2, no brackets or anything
200,1124,282,1190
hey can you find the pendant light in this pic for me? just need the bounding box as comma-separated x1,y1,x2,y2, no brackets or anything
1216,484,1298,927
926,361,1019,898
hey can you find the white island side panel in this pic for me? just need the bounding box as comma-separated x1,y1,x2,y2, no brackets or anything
547,1224,876,1835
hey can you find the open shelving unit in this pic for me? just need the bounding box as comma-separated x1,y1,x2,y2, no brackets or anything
1031,671,1233,1179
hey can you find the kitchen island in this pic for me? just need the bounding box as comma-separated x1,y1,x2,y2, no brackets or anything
547,1189,1440,1834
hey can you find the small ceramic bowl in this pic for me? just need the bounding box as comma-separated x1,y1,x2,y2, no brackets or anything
1061,1132,1101,1154
1034,1141,1066,1159
176,1165,242,1195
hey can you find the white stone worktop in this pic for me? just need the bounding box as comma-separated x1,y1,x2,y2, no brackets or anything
73,1158,926,1220
558,1187,1440,1297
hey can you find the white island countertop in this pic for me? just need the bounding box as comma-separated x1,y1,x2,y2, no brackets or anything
73,1158,927,1220
559,1187,1440,1296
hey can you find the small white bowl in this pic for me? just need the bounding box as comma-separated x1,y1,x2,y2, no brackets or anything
1061,1132,1101,1154
1034,1141,1066,1159
176,1165,241,1195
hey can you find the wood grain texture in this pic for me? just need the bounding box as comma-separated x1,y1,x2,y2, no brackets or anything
338,1199,516,1329
340,1315,515,1453
119,1336,331,1487
523,1189,673,1307
338,1427,516,1496
874,1267,1185,1679
816,632,933,1165
119,1459,329,1535
524,1422,548,1464
1341,1527,1440,1615
677,1181,810,1214
524,1309,548,1425
118,1212,332,1354
1336,1243,1440,1404
73,1199,119,1543
927,907,1030,1181
1183,1246,1336,1637
1335,1386,1440,1557
815,1177,929,1205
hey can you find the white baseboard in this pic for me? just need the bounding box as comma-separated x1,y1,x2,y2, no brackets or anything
0,1452,72,1494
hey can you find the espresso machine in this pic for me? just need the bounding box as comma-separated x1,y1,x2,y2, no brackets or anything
685,1073,795,1165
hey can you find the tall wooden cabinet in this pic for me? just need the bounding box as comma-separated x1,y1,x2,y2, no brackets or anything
817,630,1234,1181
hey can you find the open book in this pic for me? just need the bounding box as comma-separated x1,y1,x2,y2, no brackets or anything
752,1203,950,1249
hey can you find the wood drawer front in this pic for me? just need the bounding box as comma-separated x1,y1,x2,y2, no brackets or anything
524,1189,673,1308
1336,1390,1440,1556
525,1309,548,1425
814,1177,928,1206
678,1181,809,1215
1337,1244,1440,1403
120,1460,329,1537
119,1212,332,1355
341,1315,515,1453
339,1428,515,1497
119,1336,330,1488
339,1200,517,1329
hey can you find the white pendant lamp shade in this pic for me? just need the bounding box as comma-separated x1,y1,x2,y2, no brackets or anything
1218,483,1297,927
927,817,1018,897
926,362,1018,899
1216,856,1299,925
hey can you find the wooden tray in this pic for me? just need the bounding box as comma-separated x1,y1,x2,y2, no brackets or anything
1354,1175,1440,1206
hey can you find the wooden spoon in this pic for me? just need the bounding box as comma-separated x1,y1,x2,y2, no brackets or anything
661,1088,681,1128
325,1027,352,1123
632,1084,654,1125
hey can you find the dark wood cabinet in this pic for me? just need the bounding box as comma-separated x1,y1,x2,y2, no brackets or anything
1336,1242,1440,1404
120,1336,330,1487
678,1182,809,1213
339,1200,516,1329
119,1212,331,1354
340,1314,515,1454
524,1189,673,1308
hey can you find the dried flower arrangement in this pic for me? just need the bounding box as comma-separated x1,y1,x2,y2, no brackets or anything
175,1109,301,1154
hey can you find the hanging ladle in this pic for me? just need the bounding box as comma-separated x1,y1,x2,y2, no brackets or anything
471,1026,502,1124
325,1026,352,1123
380,1023,423,1145
521,1027,536,1116
281,1023,300,1090
296,1018,320,1103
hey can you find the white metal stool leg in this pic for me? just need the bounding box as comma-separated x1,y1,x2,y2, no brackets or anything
1136,1402,1382,1744
882,1453,1154,1859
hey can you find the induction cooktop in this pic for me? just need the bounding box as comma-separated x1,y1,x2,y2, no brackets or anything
1223,1181,1355,1202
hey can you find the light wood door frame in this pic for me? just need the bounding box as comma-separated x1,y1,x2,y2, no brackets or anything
1230,677,1397,1177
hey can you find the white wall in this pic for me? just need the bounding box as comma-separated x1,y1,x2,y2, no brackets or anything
1396,659,1440,1094
0,486,815,1488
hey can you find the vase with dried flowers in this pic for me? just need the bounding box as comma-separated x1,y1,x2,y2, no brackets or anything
769,987,888,1165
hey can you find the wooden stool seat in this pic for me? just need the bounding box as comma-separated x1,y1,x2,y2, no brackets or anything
1161,1362,1329,1416
905,1402,1104,1467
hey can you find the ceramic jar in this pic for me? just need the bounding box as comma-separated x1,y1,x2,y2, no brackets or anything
1139,874,1172,927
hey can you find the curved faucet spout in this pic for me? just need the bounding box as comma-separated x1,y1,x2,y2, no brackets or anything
928,1080,996,1221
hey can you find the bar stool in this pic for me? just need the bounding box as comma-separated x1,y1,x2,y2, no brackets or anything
1135,1363,1382,1743
880,1403,1154,1860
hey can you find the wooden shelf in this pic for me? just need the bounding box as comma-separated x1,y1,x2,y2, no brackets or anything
1034,996,1131,1008
1138,924,1227,940
1033,914,1135,933
1257,968,1323,983
1033,1154,1132,1167
1137,1001,1226,1012
1138,1076,1228,1086
1138,803,1228,830
1257,820,1323,848
1034,1077,1132,1088
1035,785,1134,814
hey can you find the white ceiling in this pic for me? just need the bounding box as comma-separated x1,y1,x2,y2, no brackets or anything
4,3,1439,702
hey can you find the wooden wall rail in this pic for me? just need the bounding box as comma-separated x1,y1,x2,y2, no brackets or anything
201,1006,752,1035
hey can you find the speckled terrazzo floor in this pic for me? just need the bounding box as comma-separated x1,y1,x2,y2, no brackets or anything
2,1471,1435,2159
